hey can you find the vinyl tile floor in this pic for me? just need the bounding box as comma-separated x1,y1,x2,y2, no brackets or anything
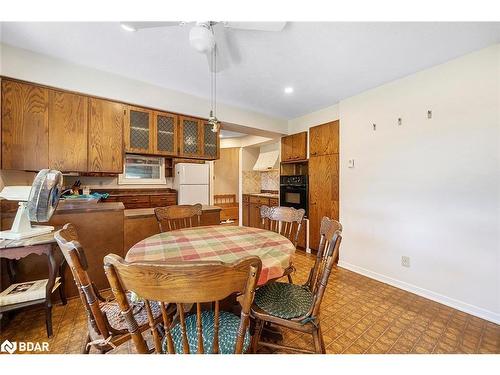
1,251,499,354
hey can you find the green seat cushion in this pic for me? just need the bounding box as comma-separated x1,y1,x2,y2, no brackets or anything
254,282,314,319
162,310,250,354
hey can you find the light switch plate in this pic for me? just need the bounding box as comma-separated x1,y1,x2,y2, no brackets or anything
348,159,355,168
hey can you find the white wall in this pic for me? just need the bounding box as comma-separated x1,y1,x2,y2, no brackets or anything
0,43,288,134
220,135,275,149
241,147,260,172
339,44,499,323
290,44,500,323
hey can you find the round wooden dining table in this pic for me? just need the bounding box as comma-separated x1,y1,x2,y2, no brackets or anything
126,225,295,285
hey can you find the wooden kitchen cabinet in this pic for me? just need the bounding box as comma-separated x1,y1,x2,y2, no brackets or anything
249,197,265,229
1,80,49,170
150,194,177,208
125,106,154,154
88,98,124,173
292,132,307,160
126,108,181,157
179,116,203,158
48,90,88,172
308,154,339,251
1,79,220,171
242,194,279,229
249,203,263,229
281,134,294,162
95,189,177,209
153,111,178,156
281,131,307,162
309,120,339,157
242,195,250,226
308,120,340,250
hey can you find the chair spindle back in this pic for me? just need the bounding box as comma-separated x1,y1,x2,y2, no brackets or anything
154,203,203,232
54,224,113,339
104,255,262,354
260,205,306,247
304,217,342,318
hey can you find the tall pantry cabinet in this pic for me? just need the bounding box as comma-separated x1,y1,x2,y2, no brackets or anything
308,120,340,251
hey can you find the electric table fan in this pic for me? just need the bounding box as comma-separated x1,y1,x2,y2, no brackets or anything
0,169,63,240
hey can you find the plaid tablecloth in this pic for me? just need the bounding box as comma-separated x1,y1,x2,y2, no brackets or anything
126,225,295,285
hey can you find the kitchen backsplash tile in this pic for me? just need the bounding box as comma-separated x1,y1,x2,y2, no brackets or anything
242,169,279,193
242,170,261,194
261,170,279,191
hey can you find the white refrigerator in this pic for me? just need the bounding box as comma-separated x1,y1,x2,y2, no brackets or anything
173,163,210,205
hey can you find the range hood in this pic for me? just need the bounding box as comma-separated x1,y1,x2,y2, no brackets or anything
253,150,279,171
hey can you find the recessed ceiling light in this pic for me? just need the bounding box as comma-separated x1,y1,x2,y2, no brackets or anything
120,23,136,32
284,87,294,94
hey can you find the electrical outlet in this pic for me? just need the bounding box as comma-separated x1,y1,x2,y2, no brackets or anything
401,256,410,268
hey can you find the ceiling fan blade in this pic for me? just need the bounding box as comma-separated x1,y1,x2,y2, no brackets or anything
223,22,287,32
120,21,182,31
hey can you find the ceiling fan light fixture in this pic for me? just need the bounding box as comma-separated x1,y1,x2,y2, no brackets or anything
189,24,215,53
208,110,220,133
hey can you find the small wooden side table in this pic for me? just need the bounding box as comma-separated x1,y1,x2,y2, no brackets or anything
0,232,67,337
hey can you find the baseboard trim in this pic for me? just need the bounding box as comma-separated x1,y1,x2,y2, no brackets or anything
337,260,500,325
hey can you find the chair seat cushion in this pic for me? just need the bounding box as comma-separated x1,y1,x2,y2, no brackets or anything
162,310,250,354
254,282,313,319
101,293,161,331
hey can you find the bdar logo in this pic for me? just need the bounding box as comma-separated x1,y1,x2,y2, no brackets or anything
1,339,17,354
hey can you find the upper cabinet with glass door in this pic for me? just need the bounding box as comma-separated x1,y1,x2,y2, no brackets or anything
126,107,219,160
202,121,220,160
153,111,178,156
125,106,154,154
126,107,180,157
179,116,203,158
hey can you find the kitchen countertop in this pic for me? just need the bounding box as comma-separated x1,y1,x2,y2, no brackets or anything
56,201,125,214
100,191,177,197
124,205,222,219
243,193,280,199
0,200,125,219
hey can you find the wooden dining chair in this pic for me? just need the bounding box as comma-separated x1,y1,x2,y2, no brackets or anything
103,255,262,354
54,223,162,354
250,217,342,354
260,205,306,283
154,203,203,232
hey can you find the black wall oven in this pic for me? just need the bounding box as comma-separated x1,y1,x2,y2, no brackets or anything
280,175,308,216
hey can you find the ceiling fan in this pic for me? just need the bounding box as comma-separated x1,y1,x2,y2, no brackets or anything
119,21,287,72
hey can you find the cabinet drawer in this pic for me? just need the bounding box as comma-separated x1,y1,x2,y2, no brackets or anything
124,202,150,209
269,198,279,206
121,196,150,209
150,195,176,208
249,196,269,205
242,195,250,203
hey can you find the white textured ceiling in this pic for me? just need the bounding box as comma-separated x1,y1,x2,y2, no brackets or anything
1,22,499,119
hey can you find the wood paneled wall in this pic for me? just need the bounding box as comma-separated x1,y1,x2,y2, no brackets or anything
213,148,240,200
